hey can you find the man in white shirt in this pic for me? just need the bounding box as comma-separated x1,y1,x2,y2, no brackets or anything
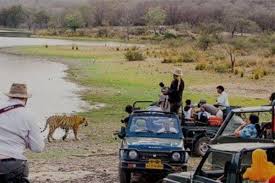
0,83,44,182
216,85,230,107
157,121,178,133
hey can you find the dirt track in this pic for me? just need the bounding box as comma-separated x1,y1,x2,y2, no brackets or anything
28,133,200,183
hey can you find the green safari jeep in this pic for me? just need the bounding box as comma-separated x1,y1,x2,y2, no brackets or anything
163,142,275,183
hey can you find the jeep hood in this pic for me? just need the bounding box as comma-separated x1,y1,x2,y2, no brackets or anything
125,137,184,151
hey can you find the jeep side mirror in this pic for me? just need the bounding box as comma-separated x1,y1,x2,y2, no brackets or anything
118,127,126,139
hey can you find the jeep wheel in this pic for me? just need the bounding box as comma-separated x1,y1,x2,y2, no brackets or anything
194,137,210,156
119,168,131,183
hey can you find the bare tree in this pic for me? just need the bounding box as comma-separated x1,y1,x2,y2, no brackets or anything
164,1,182,27
90,0,107,26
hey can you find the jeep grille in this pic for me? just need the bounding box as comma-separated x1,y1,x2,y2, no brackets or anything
140,152,170,162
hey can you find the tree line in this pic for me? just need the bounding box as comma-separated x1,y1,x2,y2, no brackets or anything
0,0,275,35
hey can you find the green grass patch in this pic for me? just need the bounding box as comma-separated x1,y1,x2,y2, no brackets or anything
12,45,125,62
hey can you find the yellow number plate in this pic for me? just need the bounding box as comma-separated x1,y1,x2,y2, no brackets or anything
145,159,164,170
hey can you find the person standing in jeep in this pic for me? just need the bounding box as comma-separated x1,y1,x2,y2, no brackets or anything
0,83,45,182
166,68,185,113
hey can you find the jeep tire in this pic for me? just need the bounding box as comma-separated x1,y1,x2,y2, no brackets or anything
194,136,210,156
119,168,131,183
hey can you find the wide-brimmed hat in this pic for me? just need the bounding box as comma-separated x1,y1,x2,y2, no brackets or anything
5,83,31,99
172,68,183,76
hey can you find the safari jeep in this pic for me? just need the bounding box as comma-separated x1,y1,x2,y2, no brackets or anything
211,101,275,144
163,142,275,183
117,108,188,183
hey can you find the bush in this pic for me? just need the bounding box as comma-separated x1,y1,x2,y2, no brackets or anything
181,49,199,63
197,35,212,51
195,62,207,70
129,27,146,36
271,45,275,55
162,56,181,63
164,32,177,39
214,64,230,73
97,28,109,37
252,67,268,80
240,70,244,77
161,49,199,63
125,50,145,61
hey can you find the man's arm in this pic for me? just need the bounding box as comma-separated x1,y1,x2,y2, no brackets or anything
167,80,179,95
181,80,185,91
25,115,45,152
27,123,45,152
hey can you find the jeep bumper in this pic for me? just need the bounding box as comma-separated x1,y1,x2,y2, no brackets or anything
119,161,187,174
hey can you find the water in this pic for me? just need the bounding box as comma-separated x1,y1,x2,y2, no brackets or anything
0,37,122,138
0,37,141,47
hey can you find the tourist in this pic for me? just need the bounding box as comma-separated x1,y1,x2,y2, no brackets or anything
234,114,261,138
244,149,275,182
122,105,133,126
165,68,184,114
198,99,223,119
216,85,229,107
159,82,170,112
184,99,193,120
0,83,44,181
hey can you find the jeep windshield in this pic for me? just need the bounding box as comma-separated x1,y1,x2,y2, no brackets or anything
196,151,233,182
128,115,181,137
221,111,272,137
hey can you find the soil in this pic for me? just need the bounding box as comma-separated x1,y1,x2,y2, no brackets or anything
28,136,200,183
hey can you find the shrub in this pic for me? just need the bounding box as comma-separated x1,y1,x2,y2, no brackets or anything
252,67,268,80
214,64,229,73
254,72,260,80
162,56,181,63
125,50,145,61
195,62,207,70
162,57,173,63
97,28,108,37
197,35,212,51
130,27,146,35
240,70,244,77
271,45,275,55
181,49,199,63
164,32,177,39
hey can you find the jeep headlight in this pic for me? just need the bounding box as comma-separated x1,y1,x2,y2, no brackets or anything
172,152,181,161
128,150,138,160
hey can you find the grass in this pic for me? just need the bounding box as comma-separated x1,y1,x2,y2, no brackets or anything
5,45,268,131
32,35,127,43
12,45,125,62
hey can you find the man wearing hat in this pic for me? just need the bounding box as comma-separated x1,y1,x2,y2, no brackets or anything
0,83,44,181
166,68,185,113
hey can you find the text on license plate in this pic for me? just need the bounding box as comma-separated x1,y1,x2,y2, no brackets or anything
145,159,164,170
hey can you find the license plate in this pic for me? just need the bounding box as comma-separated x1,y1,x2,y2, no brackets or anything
145,159,164,170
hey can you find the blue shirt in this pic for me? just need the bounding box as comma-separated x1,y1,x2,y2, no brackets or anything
240,124,258,139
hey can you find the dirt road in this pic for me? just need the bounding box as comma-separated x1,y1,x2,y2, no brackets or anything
28,136,200,183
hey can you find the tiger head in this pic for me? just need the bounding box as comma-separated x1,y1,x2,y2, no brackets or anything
82,117,88,126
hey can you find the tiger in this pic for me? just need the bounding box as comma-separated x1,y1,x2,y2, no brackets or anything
42,115,88,142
